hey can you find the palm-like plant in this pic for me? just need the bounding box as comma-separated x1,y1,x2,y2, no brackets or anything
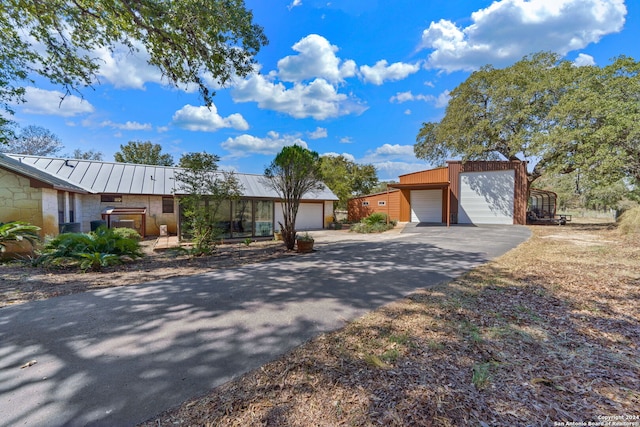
38,226,143,270
0,221,41,255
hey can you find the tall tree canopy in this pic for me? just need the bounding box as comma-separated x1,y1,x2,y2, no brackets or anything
114,140,173,166
263,145,324,250
414,53,640,198
0,125,63,156
319,155,378,210
0,0,267,142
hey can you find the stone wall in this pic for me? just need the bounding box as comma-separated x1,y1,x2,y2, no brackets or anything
0,168,44,229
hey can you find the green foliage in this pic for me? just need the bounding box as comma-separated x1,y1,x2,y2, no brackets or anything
1,0,267,141
77,252,121,272
618,207,640,235
112,227,141,242
362,212,388,226
350,212,396,233
263,145,324,250
114,141,174,166
0,125,63,155
295,232,314,242
415,52,640,200
319,155,378,210
243,238,252,246
0,221,41,253
174,152,243,255
37,226,142,271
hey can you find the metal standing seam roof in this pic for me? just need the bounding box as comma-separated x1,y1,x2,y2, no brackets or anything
0,153,90,193
4,154,338,201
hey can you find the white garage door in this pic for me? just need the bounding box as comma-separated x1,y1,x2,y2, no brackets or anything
458,170,515,224
410,190,442,223
275,202,323,231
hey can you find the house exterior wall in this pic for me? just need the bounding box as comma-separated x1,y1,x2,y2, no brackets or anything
447,161,528,225
0,168,50,233
348,190,401,222
41,188,59,236
79,194,178,236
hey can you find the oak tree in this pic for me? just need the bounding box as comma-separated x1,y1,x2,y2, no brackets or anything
0,0,267,142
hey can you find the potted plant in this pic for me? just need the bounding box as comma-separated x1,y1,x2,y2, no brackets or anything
295,232,314,253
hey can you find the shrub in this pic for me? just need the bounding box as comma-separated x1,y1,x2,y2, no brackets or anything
350,213,397,233
350,222,395,234
37,226,143,271
0,221,40,254
363,212,388,226
112,227,142,241
618,206,640,235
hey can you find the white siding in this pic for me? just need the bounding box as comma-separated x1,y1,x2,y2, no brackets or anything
458,170,515,224
410,190,442,223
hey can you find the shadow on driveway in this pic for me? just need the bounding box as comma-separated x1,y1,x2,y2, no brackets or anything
0,226,530,426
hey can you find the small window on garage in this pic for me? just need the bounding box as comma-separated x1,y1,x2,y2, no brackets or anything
101,194,122,203
162,197,174,214
362,201,369,206
378,200,386,206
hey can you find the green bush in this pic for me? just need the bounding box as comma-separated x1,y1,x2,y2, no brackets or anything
112,227,142,241
350,221,395,234
363,212,388,226
618,207,640,235
0,221,40,254
37,226,143,271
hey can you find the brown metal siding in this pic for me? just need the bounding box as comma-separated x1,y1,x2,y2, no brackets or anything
399,167,448,184
447,161,528,225
348,190,401,222
399,189,411,222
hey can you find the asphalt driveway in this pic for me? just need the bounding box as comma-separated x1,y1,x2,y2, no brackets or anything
0,225,530,426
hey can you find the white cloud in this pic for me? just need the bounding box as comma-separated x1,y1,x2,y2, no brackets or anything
340,136,353,144
232,74,367,120
404,109,412,115
288,0,302,10
20,87,94,117
172,104,249,132
221,131,308,157
307,127,328,139
359,144,427,180
367,144,416,159
99,120,152,131
574,53,596,66
390,90,450,108
419,0,627,72
277,34,357,83
94,42,164,89
360,60,421,85
372,161,430,181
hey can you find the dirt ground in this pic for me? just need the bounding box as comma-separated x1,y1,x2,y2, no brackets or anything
0,239,289,308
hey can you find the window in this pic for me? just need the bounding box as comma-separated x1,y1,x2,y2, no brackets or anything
378,200,386,206
101,194,123,203
362,201,369,206
162,197,174,214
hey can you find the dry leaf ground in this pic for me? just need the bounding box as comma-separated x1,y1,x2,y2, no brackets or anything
0,240,288,307
140,223,640,426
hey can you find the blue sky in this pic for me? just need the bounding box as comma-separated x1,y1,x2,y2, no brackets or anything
11,0,638,180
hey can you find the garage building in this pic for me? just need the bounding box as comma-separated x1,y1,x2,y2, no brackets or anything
349,161,529,225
